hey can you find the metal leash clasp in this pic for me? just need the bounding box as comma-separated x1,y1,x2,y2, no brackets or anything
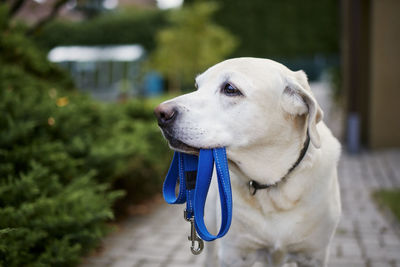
184,210,204,255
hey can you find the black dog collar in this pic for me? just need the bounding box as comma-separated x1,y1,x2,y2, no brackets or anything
248,131,311,195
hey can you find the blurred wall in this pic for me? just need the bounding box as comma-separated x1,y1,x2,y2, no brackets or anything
342,0,400,149
369,0,400,148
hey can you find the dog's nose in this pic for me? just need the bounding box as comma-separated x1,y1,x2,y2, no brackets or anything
154,103,178,126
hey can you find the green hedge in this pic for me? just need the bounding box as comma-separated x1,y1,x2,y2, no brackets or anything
0,7,170,266
186,0,339,58
33,8,167,51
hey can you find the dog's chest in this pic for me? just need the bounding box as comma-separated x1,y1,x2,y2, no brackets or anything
234,200,313,245
229,181,323,251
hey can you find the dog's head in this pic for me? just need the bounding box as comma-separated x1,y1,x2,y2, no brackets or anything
154,58,323,155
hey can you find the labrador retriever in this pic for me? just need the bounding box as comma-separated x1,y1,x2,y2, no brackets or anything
155,58,341,267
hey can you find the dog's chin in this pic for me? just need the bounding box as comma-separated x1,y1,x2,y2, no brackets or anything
164,133,200,155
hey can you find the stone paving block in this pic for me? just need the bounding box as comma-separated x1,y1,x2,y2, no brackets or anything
141,232,185,248
335,239,363,258
136,243,174,255
169,246,203,264
357,219,392,233
359,235,383,247
135,261,163,267
334,228,356,240
124,248,170,262
105,246,133,259
110,258,135,267
364,243,400,261
337,218,353,232
358,231,400,249
165,261,204,267
381,233,400,246
329,263,366,267
368,259,396,267
328,257,366,267
192,253,206,265
80,258,113,267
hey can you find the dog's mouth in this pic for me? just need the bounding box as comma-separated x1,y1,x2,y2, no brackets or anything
162,131,200,155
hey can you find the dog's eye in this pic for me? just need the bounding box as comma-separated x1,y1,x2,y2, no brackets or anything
222,83,242,96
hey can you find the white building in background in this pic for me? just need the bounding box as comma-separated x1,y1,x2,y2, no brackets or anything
156,0,183,9
48,45,146,101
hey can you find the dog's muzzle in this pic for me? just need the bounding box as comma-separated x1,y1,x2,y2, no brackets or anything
155,103,199,153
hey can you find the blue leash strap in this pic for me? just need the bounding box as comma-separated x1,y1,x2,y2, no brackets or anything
163,152,199,213
163,152,186,204
194,148,233,241
162,147,233,248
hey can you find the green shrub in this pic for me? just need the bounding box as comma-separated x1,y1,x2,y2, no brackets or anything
0,34,120,266
33,8,167,51
0,9,171,266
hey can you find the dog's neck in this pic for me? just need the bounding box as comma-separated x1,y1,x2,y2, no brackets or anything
228,127,311,186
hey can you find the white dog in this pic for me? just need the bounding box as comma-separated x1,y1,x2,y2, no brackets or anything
155,58,341,267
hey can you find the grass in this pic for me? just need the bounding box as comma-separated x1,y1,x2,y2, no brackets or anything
373,189,400,222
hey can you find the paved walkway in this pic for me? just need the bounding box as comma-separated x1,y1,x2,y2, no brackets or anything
81,82,400,267
330,150,400,267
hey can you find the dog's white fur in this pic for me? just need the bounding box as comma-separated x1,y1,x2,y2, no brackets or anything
158,58,341,267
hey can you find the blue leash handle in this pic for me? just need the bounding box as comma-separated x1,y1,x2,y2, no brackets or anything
162,148,233,242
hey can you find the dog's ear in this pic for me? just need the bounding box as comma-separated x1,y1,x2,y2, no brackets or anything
280,70,323,148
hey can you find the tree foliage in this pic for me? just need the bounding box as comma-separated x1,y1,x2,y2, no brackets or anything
149,2,238,91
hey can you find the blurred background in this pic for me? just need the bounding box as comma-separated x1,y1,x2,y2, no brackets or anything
0,0,399,266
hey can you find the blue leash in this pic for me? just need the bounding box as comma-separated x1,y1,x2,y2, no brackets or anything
163,148,233,254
